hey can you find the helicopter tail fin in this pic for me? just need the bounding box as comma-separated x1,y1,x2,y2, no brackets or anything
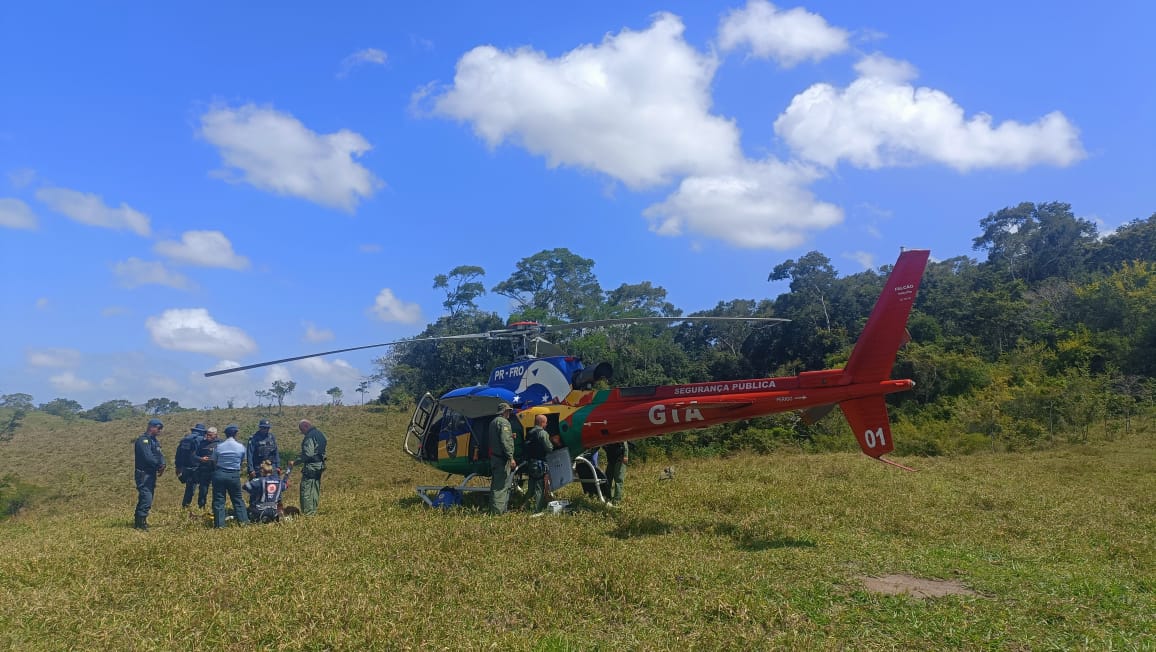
842,249,930,383
839,396,894,458
834,249,929,466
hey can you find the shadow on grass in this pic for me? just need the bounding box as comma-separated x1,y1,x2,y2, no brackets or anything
608,515,675,539
694,520,817,551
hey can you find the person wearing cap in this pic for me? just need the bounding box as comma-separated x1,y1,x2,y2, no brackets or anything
297,419,328,516
488,402,516,515
132,418,167,530
245,418,280,477
210,424,249,528
176,423,207,510
191,426,220,510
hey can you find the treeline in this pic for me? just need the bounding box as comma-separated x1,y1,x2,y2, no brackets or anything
376,202,1156,456
0,395,190,423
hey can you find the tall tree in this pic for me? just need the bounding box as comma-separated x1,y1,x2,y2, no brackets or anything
144,397,180,415
492,248,602,322
269,380,296,415
39,398,83,418
326,387,343,406
0,394,34,411
433,265,487,316
83,400,135,422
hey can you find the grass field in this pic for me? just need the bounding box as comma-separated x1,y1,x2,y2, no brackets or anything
0,406,1153,651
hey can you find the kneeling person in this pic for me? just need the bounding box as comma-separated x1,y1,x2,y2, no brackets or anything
243,460,289,523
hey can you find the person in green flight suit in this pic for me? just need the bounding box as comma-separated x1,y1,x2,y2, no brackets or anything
488,402,516,515
523,413,553,513
604,441,628,505
297,419,328,516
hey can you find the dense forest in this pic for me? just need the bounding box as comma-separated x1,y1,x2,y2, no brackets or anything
3,201,1153,458
375,202,1156,457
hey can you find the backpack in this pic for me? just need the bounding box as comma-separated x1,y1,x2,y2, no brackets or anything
176,435,200,469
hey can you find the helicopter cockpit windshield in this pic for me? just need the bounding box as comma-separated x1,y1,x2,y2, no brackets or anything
405,388,524,476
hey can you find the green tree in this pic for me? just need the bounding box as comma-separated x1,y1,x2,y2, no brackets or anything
82,400,135,422
434,265,487,316
355,379,372,404
326,386,343,406
269,380,296,415
144,397,180,415
1,409,25,443
492,248,602,322
39,398,83,419
0,394,34,411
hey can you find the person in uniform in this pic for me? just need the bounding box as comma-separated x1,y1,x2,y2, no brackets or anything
176,423,207,509
191,426,220,510
210,424,249,528
604,441,628,505
297,419,328,516
133,418,167,530
245,418,280,477
524,413,553,513
488,402,516,515
242,459,288,523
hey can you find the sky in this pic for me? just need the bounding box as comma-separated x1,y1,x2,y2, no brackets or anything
2,1,1153,411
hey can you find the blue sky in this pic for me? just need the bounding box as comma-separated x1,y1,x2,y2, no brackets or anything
2,1,1152,410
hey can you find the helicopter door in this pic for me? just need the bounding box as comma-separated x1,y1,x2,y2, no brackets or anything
404,393,438,461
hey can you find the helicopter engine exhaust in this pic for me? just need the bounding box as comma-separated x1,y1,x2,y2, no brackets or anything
571,362,613,390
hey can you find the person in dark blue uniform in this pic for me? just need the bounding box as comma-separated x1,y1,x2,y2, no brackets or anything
176,423,206,509
211,424,250,528
245,419,280,476
191,426,220,510
133,418,167,530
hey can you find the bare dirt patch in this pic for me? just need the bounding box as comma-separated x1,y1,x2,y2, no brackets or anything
859,574,980,599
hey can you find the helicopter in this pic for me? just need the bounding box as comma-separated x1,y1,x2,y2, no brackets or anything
206,248,931,506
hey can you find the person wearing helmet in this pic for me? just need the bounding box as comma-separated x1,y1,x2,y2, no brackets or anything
132,418,167,531
176,423,207,510
488,402,516,515
190,426,220,510
210,424,249,528
245,418,280,477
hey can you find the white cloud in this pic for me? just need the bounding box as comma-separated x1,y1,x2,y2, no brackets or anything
0,198,37,229
263,365,293,385
34,186,151,236
431,12,741,189
339,48,388,77
113,257,194,290
27,347,82,368
199,104,382,212
303,322,334,343
154,230,250,269
845,250,876,271
292,357,360,383
146,308,258,358
643,159,843,249
775,53,1086,171
8,168,37,189
50,371,92,393
369,288,422,324
718,0,850,67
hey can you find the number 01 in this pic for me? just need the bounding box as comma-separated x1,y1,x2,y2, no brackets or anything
864,427,887,448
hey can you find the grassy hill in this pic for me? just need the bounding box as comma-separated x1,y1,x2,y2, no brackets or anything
0,406,1153,650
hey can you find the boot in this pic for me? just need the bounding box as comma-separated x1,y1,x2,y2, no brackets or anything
134,515,149,531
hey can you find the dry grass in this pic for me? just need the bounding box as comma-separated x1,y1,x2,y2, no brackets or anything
0,406,1153,650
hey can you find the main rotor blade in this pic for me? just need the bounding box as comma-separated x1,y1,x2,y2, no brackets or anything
203,332,494,377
